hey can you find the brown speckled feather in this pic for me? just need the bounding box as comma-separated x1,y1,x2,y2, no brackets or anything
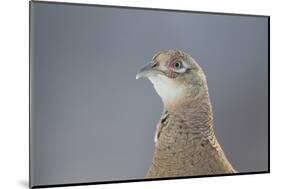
146,89,235,178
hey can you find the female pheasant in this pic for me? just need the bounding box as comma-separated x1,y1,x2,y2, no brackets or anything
136,50,236,178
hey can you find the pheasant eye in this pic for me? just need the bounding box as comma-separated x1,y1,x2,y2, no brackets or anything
173,61,182,69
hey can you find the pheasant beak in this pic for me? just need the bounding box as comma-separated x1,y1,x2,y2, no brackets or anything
136,61,163,79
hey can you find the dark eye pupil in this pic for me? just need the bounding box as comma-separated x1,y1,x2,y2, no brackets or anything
174,62,181,68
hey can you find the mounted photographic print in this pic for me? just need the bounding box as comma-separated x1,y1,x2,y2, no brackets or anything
29,1,269,188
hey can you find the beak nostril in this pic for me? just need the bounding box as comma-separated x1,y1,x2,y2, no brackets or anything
136,61,163,80
151,63,157,68
150,61,158,68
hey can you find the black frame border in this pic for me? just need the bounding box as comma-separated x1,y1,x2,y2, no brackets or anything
29,0,270,188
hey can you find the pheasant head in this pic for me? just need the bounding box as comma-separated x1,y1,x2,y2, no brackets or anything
136,50,208,110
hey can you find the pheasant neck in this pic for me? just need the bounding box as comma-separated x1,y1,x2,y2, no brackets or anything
161,88,216,150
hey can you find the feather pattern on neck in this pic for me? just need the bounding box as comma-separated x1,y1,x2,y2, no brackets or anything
147,86,236,177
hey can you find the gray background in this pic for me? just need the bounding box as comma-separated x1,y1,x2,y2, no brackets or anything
30,2,268,186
